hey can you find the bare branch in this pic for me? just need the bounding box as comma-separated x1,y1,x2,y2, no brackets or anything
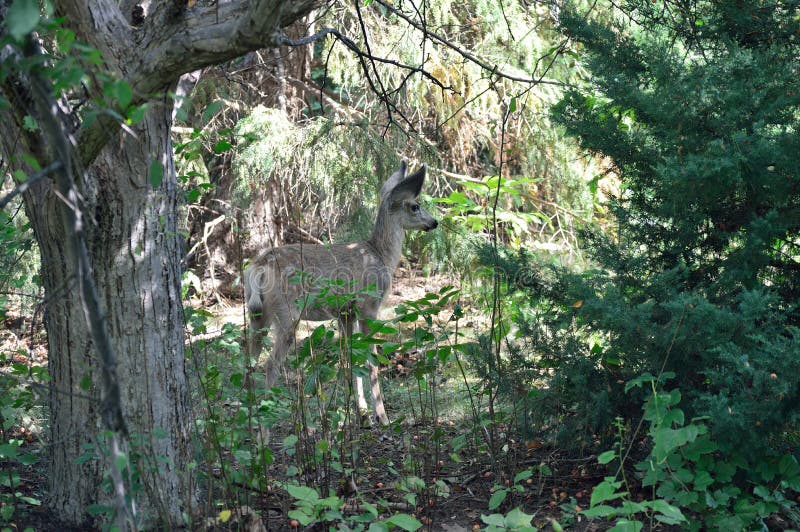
374,0,571,88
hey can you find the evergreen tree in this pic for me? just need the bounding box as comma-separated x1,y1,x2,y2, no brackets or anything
537,1,800,457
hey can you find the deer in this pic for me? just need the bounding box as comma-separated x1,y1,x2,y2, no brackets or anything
244,162,438,426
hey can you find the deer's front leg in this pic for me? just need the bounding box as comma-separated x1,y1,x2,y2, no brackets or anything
360,319,390,425
340,317,371,418
265,322,294,390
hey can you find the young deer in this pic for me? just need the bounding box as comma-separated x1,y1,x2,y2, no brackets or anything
244,162,438,424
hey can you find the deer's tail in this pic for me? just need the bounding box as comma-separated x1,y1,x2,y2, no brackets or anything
244,265,263,315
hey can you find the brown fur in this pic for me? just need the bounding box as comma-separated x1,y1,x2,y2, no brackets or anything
244,163,438,424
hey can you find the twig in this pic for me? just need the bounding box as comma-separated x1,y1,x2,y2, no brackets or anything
374,0,573,88
0,162,61,210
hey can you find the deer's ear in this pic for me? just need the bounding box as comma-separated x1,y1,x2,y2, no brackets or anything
379,161,408,202
390,165,426,202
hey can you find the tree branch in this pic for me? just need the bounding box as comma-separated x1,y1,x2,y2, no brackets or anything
374,0,570,88
54,0,132,66
0,162,61,211
72,0,320,168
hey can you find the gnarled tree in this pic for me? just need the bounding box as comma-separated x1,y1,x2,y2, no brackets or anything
0,0,316,526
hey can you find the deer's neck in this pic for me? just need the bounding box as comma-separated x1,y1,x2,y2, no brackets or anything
367,204,405,271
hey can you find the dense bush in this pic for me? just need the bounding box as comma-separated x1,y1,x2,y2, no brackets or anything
493,0,800,462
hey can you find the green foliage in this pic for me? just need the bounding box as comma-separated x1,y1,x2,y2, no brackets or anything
187,267,473,527
535,0,800,457
1,15,148,152
186,306,278,496
585,373,800,530
487,468,543,512
5,0,41,42
480,507,537,532
322,0,584,180
0,357,44,526
434,174,557,275
0,209,38,316
284,483,344,526
233,106,401,242
281,481,424,530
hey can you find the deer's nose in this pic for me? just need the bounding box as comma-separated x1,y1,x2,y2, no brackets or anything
428,220,439,230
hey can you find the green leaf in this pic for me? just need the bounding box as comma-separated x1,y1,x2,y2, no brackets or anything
127,104,147,125
582,504,619,518
18,452,39,465
504,507,535,528
285,484,319,502
753,485,770,499
481,513,506,527
114,81,132,110
21,153,40,170
385,513,422,531
513,469,533,484
148,159,164,188
22,115,38,131
213,139,232,154
55,27,76,53
201,100,224,124
778,454,800,478
488,488,507,510
508,96,517,114
693,470,713,490
0,443,19,459
648,499,686,524
598,450,616,464
287,509,315,526
609,519,643,532
6,0,40,41
590,478,624,506
114,452,128,471
653,425,698,459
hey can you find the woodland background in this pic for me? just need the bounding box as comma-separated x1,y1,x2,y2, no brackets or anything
0,0,799,530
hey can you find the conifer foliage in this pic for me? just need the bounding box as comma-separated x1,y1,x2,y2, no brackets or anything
538,1,800,456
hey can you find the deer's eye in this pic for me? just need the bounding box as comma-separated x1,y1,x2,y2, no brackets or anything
411,204,420,212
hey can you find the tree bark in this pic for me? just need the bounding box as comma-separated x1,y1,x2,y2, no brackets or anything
1,0,318,525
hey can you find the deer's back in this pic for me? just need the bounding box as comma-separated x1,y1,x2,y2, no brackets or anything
249,241,393,321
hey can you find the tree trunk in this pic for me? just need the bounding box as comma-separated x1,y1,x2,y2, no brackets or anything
0,0,318,525
24,96,193,525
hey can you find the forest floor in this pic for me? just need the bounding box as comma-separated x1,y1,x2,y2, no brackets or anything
0,267,619,531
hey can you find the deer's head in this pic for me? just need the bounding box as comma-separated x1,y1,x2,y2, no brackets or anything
380,162,438,232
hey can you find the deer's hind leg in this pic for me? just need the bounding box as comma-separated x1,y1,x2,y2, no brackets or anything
263,297,297,390
248,308,270,364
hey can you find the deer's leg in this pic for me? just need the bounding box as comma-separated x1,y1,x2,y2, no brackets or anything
355,376,369,414
360,319,390,425
248,311,268,364
265,307,294,390
340,317,370,415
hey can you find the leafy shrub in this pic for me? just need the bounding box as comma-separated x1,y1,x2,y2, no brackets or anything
585,373,800,530
507,0,800,460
